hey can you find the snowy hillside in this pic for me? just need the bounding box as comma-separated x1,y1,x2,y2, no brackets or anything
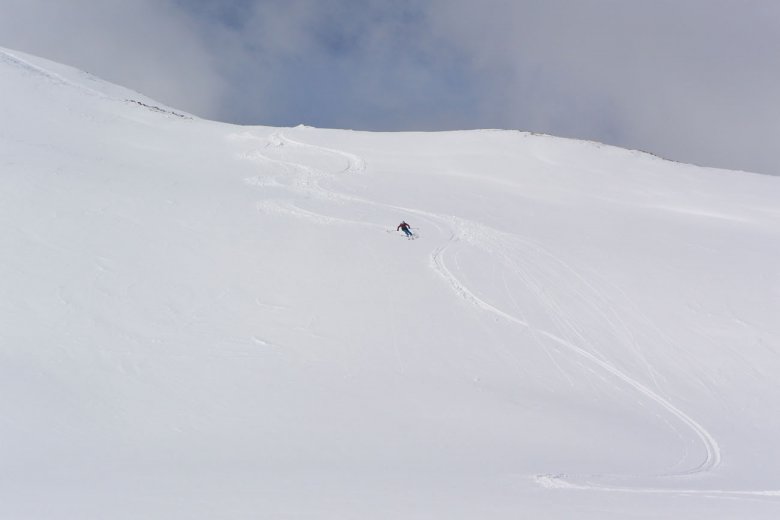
1,47,780,519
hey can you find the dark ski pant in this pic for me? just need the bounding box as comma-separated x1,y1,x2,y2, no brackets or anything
402,228,413,237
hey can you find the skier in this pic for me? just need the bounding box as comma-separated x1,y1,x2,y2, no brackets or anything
397,220,414,238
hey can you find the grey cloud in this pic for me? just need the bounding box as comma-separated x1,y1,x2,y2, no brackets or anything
424,0,780,174
0,0,226,117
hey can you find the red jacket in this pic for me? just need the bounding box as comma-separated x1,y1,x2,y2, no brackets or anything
397,222,410,231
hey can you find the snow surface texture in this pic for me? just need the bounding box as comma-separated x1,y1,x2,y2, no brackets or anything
1,47,780,519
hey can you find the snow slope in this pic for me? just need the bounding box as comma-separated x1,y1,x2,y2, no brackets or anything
1,47,780,519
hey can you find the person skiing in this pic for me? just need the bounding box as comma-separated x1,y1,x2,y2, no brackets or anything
397,220,414,238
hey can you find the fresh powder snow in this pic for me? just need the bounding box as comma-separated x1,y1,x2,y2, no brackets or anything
1,47,779,519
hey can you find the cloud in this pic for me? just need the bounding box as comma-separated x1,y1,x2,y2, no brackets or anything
1,0,779,175
423,0,780,174
0,0,226,116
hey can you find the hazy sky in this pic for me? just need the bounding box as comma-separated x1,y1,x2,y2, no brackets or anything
2,0,778,175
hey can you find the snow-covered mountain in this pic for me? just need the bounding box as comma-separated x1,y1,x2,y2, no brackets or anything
1,47,779,519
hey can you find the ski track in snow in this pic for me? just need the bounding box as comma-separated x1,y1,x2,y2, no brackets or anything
240,131,780,501
270,133,367,173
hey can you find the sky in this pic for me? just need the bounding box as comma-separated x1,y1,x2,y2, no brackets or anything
1,0,779,175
